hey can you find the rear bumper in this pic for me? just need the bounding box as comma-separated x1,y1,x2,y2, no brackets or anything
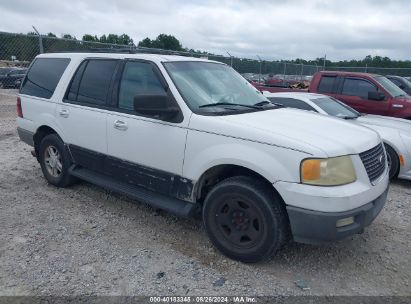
17,127,34,146
286,187,389,244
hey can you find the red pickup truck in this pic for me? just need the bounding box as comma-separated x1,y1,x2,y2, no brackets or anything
308,71,411,119
253,71,411,118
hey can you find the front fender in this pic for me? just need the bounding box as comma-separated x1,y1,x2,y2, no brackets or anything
183,130,308,184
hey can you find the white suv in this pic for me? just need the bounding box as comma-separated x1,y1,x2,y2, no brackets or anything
17,53,389,262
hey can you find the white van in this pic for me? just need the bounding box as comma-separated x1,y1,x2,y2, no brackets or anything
17,53,389,262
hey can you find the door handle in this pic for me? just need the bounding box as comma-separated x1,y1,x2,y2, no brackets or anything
392,104,404,108
114,120,128,131
59,109,69,118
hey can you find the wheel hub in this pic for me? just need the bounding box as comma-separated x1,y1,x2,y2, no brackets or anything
231,210,250,231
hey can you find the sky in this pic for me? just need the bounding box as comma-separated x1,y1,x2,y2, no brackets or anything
0,0,410,61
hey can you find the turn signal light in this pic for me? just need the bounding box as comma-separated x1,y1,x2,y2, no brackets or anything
301,159,321,181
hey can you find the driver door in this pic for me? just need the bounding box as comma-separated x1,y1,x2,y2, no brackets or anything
106,60,189,195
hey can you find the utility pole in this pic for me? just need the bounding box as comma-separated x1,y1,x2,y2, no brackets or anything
226,51,233,67
323,54,327,71
257,55,262,83
300,63,304,81
32,26,44,54
283,62,287,81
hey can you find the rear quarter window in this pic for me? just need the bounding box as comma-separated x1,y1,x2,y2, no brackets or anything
20,58,70,99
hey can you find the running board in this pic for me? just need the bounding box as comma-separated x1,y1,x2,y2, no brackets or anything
69,166,197,217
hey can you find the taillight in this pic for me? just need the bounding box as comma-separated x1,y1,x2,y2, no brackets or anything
17,96,23,118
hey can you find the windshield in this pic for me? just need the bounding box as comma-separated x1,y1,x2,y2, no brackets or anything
311,97,360,119
163,61,269,113
374,76,407,97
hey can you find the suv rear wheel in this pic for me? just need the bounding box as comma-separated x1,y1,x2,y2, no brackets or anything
39,134,75,187
203,176,290,263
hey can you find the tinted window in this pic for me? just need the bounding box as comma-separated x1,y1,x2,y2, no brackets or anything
66,61,87,102
118,61,166,111
267,97,316,111
73,59,118,105
342,78,378,99
20,58,70,99
318,76,336,93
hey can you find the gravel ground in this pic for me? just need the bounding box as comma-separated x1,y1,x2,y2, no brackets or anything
0,89,410,296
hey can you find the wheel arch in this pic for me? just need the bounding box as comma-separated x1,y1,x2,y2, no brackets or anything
193,164,285,206
33,125,62,160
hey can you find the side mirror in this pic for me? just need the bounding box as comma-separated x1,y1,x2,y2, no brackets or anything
368,91,385,101
133,95,181,122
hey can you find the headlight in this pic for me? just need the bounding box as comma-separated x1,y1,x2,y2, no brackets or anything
301,155,356,186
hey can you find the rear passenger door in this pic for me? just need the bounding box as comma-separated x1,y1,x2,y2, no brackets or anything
334,77,390,115
106,60,188,196
57,58,120,172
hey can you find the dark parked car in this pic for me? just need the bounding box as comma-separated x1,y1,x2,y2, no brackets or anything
386,75,411,95
0,68,27,88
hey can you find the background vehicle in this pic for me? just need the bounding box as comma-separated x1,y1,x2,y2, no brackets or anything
0,68,27,88
386,75,411,95
308,71,411,119
264,91,411,180
17,53,389,262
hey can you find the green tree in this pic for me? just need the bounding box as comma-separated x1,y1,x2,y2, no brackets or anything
62,34,75,40
138,34,183,51
138,37,153,48
82,34,98,42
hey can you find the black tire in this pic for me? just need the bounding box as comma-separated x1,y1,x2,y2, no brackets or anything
203,176,290,263
39,134,75,187
385,144,399,180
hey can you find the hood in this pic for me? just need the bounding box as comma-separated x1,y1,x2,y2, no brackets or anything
190,108,380,157
356,114,411,134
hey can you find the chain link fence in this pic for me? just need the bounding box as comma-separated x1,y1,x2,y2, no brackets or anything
1,31,411,87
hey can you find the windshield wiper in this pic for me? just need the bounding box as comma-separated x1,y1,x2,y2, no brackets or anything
199,102,261,109
254,101,285,107
342,115,358,120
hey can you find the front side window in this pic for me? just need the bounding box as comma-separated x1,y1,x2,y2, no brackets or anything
342,78,377,99
163,61,269,114
118,61,166,111
20,58,70,99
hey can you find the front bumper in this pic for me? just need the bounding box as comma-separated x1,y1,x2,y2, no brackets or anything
286,187,389,244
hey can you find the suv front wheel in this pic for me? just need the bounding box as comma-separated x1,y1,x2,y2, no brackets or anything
39,134,75,187
203,176,290,263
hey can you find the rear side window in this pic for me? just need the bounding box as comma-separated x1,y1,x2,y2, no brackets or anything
318,76,336,93
342,78,377,99
66,59,118,106
267,97,317,112
20,58,70,99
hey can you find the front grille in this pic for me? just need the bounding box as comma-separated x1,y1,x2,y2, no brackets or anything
359,143,386,183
